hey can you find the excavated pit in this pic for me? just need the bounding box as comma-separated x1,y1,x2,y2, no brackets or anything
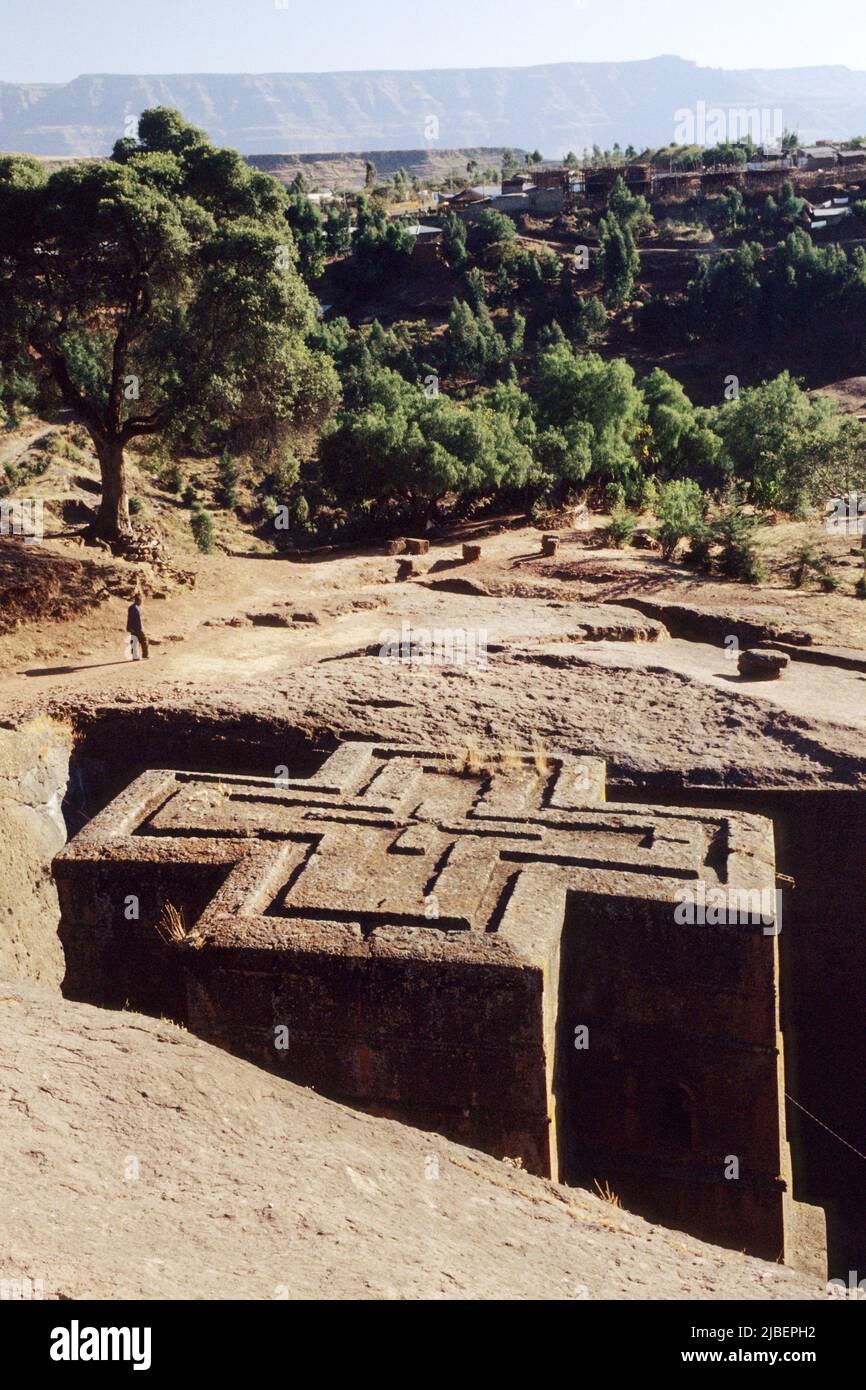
45,702,864,1278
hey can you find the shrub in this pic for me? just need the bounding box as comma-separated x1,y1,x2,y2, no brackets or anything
271,452,300,497
128,495,143,516
639,476,660,514
855,572,866,600
291,494,312,534
605,481,626,513
790,542,836,591
217,448,240,508
181,483,198,508
190,508,215,553
0,463,22,496
605,506,637,549
160,459,184,494
654,479,706,561
710,493,766,584
686,521,714,568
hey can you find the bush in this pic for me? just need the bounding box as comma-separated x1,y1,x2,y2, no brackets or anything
639,476,660,514
291,494,312,534
686,521,714,568
128,495,143,516
217,449,240,508
0,462,22,496
605,506,637,549
159,459,184,494
181,483,198,507
654,480,706,561
790,542,836,591
855,572,866,600
710,493,765,584
190,508,215,553
271,452,300,497
605,481,626,513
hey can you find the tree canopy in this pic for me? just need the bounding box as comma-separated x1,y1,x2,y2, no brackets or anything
0,106,338,541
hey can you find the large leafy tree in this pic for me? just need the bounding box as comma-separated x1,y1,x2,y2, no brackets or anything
535,344,646,487
640,367,725,489
318,367,533,523
711,371,866,509
0,107,338,543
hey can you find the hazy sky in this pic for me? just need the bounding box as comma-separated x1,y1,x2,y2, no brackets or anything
2,0,864,83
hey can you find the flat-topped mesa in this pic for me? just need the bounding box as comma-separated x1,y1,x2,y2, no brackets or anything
54,741,825,1276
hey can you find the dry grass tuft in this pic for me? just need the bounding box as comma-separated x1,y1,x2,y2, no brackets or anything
454,737,485,777
154,902,190,947
454,739,554,780
593,1179,623,1209
531,736,553,778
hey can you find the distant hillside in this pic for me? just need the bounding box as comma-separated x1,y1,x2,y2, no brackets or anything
2,57,866,158
246,148,519,190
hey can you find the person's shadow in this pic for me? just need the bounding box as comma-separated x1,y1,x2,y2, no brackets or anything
19,661,130,677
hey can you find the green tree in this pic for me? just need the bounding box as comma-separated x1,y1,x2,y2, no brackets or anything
190,507,215,553
353,196,414,287
325,204,352,257
640,368,725,489
571,294,608,346
446,299,506,375
712,371,861,509
535,344,645,488
502,149,519,181
441,212,469,272
318,367,533,525
607,176,653,236
598,213,640,307
713,185,746,235
285,191,327,281
472,208,517,250
0,108,339,543
509,309,526,356
708,489,765,583
775,179,805,233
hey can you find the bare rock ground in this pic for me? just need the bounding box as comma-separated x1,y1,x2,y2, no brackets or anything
0,983,826,1302
1,529,863,790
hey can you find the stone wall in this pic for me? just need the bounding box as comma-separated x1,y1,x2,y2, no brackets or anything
0,718,71,987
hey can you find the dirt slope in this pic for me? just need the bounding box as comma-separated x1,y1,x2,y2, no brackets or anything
0,983,825,1302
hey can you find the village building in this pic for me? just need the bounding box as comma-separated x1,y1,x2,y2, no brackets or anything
403,222,443,264
801,145,839,171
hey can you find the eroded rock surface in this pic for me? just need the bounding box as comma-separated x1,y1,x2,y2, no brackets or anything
0,982,826,1302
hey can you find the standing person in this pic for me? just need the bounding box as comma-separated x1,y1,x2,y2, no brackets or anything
126,593,149,661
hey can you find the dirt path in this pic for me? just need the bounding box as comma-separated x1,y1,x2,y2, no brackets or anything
1,528,863,734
